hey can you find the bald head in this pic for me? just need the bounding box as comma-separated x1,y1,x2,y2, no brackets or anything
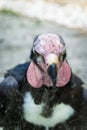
33,33,66,56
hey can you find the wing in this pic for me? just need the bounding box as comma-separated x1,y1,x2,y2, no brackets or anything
0,62,29,126
71,73,87,101
83,84,87,101
5,62,30,90
71,73,84,87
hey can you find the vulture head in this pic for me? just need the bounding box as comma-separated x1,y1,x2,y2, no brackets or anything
27,33,71,88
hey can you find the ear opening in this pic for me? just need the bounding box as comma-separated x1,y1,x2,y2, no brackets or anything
30,35,39,60
33,35,39,43
58,34,65,45
30,48,34,59
30,48,37,65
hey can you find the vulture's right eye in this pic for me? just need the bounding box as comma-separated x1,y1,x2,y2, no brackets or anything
59,52,66,62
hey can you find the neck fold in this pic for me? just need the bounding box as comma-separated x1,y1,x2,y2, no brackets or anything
27,60,71,88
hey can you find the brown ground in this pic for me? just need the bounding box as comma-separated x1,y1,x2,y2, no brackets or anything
45,0,87,7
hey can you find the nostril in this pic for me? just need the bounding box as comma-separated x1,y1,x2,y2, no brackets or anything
52,44,55,47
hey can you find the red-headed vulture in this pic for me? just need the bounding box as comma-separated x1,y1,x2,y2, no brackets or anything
0,33,87,130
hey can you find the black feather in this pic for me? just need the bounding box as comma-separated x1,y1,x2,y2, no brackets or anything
5,62,30,89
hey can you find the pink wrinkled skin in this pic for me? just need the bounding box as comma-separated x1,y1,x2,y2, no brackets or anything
27,33,71,88
27,60,71,88
33,33,65,56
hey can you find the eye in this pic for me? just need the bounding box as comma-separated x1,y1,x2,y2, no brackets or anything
37,55,44,62
59,52,66,62
35,51,44,63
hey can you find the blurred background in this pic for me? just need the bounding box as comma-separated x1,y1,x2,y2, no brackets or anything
0,0,87,86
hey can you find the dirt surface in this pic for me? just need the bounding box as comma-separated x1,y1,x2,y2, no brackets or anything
45,0,87,6
0,1,87,29
0,14,87,85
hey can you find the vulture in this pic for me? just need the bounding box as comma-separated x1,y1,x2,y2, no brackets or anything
0,33,87,130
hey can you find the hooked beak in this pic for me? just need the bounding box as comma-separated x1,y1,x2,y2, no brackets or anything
47,63,57,88
46,54,58,88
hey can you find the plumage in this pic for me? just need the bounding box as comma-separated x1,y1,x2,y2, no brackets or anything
0,33,87,130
